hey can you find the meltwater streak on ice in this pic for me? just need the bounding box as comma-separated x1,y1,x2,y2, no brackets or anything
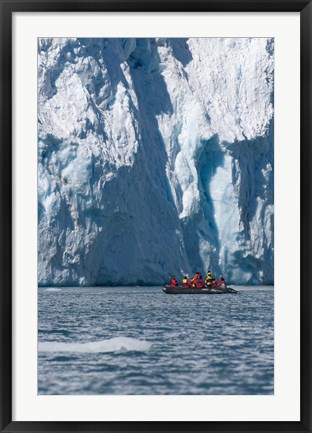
39,337,152,353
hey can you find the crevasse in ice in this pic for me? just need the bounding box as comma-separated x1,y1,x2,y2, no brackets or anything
38,38,274,286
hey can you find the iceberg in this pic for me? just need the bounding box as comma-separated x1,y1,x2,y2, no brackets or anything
38,37,274,286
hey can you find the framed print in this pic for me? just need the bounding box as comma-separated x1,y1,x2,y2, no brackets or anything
1,0,311,432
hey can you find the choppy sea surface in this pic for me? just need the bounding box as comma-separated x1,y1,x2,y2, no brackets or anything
38,286,274,395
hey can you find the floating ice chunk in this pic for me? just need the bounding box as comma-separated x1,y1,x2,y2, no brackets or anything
38,337,152,353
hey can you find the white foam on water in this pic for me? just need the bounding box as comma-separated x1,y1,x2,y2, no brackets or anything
38,337,152,353
223,340,245,347
44,288,62,292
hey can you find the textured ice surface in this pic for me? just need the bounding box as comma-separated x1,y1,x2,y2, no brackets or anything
38,38,274,285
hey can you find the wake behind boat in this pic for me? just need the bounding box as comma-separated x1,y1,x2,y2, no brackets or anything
163,285,238,294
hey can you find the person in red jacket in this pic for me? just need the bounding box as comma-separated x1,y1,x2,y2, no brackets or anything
191,272,201,287
211,278,218,288
218,277,227,289
169,276,178,287
196,274,205,288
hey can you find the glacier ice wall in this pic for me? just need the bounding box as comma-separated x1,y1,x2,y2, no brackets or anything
38,37,274,286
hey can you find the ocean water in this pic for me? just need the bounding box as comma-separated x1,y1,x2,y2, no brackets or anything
38,286,274,395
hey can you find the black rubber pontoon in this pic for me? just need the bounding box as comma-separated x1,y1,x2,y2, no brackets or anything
162,285,238,294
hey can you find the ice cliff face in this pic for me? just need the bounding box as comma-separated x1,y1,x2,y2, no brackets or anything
38,37,274,286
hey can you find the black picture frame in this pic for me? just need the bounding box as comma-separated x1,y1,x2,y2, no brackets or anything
1,0,311,432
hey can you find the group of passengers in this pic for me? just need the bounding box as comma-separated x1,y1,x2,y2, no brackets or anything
169,271,227,289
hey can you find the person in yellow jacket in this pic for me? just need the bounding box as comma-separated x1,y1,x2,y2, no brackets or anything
205,271,213,287
181,276,190,288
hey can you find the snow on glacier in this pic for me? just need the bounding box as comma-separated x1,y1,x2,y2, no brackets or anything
38,37,274,286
